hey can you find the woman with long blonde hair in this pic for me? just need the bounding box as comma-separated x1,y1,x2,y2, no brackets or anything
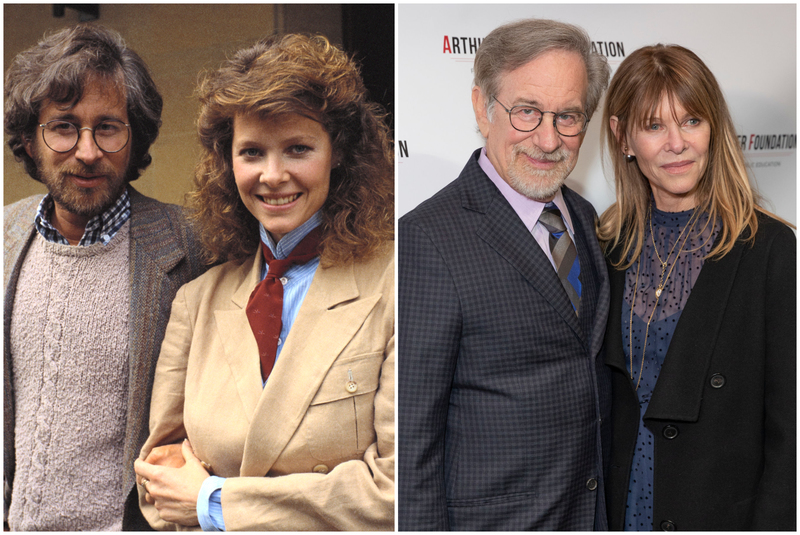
599,44,794,531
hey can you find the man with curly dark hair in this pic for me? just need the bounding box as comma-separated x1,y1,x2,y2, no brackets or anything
3,24,206,530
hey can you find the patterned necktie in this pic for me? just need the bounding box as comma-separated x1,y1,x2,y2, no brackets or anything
246,227,321,381
538,202,581,314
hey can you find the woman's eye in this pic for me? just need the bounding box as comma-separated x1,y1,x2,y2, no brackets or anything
289,145,311,155
685,118,701,126
241,148,260,158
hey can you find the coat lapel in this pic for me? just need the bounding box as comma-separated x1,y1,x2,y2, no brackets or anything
645,241,743,422
3,196,41,494
125,188,188,492
604,235,744,422
604,256,629,376
237,260,382,476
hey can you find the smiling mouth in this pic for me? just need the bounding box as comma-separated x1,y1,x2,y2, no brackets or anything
259,193,301,206
662,161,694,171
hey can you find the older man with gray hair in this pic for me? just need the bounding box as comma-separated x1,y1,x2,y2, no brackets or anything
398,18,611,530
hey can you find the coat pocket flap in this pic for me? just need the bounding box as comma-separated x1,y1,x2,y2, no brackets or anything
308,351,383,405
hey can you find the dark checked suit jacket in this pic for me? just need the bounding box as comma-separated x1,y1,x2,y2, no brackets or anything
3,187,207,529
398,149,611,530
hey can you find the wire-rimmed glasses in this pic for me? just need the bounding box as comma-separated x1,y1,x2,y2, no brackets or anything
38,119,131,153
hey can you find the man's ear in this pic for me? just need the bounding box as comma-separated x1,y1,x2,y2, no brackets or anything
23,134,34,159
472,86,491,139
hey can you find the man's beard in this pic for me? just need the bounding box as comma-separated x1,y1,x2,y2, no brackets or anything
506,144,576,201
33,153,129,219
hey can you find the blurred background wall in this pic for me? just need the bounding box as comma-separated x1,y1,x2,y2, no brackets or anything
4,3,394,207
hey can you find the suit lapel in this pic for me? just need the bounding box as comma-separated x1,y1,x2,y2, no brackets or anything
214,254,264,423
563,189,610,357
239,261,382,477
477,198,583,339
460,159,583,342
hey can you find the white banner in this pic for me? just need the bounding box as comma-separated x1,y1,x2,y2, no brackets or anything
397,4,796,225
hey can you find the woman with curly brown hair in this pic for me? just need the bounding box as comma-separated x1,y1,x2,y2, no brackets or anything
133,34,394,531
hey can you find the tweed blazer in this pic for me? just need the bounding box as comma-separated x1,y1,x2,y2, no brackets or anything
397,149,611,530
138,244,394,531
605,214,796,531
3,187,207,524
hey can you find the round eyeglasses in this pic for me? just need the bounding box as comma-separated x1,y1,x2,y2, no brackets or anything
38,119,131,153
493,97,588,137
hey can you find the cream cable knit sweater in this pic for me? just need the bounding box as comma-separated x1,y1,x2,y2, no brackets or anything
8,223,131,531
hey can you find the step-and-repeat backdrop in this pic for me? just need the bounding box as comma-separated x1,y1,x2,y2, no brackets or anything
397,4,796,225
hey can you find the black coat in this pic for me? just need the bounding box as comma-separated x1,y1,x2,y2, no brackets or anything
604,213,796,531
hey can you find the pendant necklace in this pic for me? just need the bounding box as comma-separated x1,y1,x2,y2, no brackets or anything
628,207,699,391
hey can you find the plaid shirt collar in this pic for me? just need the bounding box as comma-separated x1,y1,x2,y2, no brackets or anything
34,187,131,246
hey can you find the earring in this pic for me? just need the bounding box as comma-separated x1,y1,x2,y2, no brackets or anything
623,146,635,163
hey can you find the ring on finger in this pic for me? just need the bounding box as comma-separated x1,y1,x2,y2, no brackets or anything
140,478,150,492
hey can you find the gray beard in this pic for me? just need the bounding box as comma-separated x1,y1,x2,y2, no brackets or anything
505,145,573,201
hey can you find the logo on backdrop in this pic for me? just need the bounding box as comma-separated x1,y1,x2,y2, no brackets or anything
591,41,626,58
398,140,409,159
442,35,627,59
442,36,482,55
737,133,796,169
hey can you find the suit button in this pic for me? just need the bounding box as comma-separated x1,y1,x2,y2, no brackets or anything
346,381,358,393
663,425,679,439
586,478,598,491
312,464,329,474
660,520,676,531
709,373,725,388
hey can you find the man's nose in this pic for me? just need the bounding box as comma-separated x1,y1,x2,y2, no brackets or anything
531,114,561,153
74,128,103,165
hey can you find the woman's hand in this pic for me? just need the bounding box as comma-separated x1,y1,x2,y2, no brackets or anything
134,439,210,526
144,443,186,469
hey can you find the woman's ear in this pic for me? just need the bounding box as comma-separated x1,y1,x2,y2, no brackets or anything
609,115,623,145
610,115,632,156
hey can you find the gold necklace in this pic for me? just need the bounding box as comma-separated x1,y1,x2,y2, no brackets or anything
648,207,697,298
629,208,699,390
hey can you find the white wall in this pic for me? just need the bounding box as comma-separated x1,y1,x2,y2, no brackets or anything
397,4,796,225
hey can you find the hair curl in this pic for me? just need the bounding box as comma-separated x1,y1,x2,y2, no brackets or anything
474,18,610,122
4,24,163,182
189,33,394,266
597,44,784,269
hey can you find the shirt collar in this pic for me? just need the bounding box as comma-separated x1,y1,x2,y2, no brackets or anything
34,187,131,246
258,211,323,260
478,147,574,233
